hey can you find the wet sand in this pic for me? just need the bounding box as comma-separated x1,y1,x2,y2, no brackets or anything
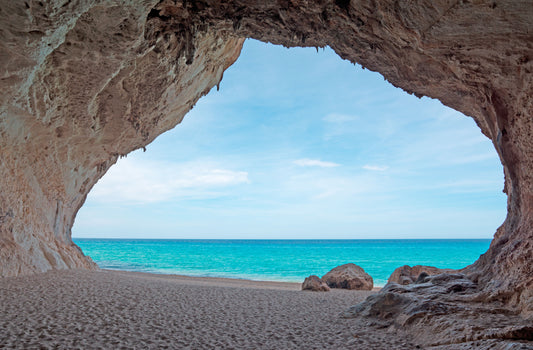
0,269,417,349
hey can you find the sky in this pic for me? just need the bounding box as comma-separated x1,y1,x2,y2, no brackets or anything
73,39,506,239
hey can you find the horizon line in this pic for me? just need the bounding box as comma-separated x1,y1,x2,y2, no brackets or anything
73,237,493,240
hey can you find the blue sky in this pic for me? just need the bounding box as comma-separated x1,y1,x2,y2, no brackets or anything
73,39,506,239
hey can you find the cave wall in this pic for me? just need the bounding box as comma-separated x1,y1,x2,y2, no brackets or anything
1,0,532,317
0,0,243,276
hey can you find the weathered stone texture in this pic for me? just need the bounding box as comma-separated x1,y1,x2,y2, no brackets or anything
388,265,453,285
322,263,374,290
0,0,243,276
302,275,331,292
343,273,533,348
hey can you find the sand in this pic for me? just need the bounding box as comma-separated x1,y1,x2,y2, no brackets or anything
0,270,418,349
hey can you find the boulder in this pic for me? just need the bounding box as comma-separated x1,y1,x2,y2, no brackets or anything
302,275,330,292
387,265,452,285
322,263,373,290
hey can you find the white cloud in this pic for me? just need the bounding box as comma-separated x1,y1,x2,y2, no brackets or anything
293,158,340,168
363,165,389,171
89,158,249,204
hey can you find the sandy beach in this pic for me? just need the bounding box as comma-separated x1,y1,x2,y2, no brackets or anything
0,269,420,349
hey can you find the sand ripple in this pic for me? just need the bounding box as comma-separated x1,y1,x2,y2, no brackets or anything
0,270,417,349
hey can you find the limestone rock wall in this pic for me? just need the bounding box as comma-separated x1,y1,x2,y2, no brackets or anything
0,0,243,276
1,0,531,329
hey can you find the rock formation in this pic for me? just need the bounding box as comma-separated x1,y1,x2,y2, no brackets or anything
388,265,452,285
302,275,331,292
322,263,374,290
0,0,243,276
1,0,532,347
343,273,533,348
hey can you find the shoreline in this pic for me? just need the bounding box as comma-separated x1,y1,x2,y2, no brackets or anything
102,269,384,291
74,238,490,289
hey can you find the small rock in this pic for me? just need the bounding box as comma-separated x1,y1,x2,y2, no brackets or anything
322,263,373,290
302,275,330,291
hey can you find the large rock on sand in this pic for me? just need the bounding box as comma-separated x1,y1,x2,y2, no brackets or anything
322,263,373,290
388,265,452,286
302,275,330,292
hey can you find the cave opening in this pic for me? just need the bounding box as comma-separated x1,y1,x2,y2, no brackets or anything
71,39,506,286
2,1,532,346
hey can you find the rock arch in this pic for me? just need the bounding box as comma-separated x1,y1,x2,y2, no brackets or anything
1,0,532,343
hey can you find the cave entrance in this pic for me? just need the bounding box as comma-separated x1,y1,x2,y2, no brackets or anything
72,39,506,286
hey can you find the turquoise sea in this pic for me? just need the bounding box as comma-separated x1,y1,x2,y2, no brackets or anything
74,239,491,287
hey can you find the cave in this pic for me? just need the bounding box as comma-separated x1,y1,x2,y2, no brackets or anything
1,0,532,347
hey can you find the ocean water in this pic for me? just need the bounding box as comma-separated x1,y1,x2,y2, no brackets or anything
74,239,491,286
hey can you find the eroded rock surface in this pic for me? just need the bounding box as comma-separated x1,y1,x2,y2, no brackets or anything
344,274,533,349
322,263,374,290
302,275,331,292
0,0,243,276
1,0,532,347
388,265,453,285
